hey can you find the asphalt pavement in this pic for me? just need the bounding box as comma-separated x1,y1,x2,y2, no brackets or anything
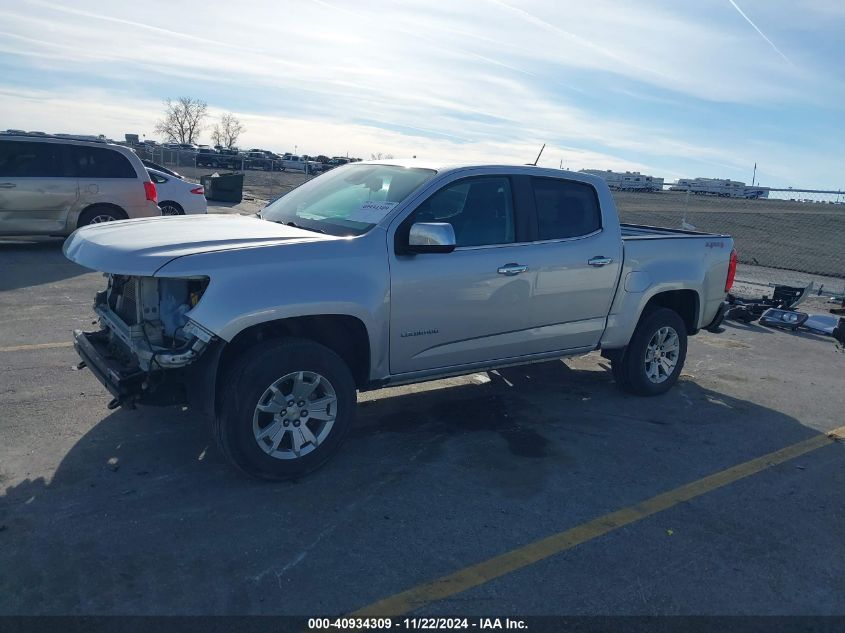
1,235,843,618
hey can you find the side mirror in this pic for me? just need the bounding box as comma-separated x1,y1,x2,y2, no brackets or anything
407,222,456,254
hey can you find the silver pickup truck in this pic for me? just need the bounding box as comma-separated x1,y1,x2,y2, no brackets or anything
65,161,735,480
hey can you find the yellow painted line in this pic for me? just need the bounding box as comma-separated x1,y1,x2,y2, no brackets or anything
0,341,74,353
354,426,845,616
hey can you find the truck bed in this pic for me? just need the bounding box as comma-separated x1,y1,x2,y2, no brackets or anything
621,223,728,240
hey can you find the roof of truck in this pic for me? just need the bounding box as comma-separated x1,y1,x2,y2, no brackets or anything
360,159,604,184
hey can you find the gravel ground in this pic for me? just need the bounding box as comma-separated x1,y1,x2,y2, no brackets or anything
613,191,845,281
176,165,312,203
168,164,845,282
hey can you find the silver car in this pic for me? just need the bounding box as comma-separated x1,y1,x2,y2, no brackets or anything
0,133,161,236
64,160,735,480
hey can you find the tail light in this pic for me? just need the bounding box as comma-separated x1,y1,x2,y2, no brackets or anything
190,186,204,195
144,181,157,203
725,248,738,292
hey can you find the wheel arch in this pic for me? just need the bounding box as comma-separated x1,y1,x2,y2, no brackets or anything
642,289,700,335
158,200,184,215
74,203,128,229
196,314,372,419
601,285,702,350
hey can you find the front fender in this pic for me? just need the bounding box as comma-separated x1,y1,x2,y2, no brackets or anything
155,230,392,378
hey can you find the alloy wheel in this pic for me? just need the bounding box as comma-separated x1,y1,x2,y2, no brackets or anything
644,326,680,383
252,371,338,460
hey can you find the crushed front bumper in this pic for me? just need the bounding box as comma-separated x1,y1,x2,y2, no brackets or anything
73,329,146,405
73,329,191,408
73,328,223,413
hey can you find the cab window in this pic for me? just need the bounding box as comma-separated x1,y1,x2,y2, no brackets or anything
531,177,601,240
410,177,515,248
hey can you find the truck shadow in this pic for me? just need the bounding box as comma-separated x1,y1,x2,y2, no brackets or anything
1,358,823,505
0,360,830,613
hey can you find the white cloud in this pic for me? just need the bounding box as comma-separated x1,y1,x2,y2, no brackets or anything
0,0,841,187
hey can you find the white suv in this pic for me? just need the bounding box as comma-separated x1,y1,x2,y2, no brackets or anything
0,133,161,236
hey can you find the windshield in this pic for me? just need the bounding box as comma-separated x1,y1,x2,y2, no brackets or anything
260,164,436,236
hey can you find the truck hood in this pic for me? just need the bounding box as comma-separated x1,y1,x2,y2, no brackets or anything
63,214,333,275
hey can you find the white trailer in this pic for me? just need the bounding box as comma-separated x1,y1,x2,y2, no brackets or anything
669,178,768,198
579,169,664,192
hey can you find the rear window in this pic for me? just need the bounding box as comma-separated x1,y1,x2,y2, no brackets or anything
531,177,602,240
73,146,137,178
0,140,72,177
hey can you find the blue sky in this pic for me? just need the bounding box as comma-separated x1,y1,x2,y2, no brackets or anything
0,0,843,188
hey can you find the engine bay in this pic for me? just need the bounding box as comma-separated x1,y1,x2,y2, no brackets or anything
94,274,212,372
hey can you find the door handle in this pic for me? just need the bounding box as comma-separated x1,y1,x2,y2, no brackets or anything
497,263,528,276
0,183,16,189
588,256,613,267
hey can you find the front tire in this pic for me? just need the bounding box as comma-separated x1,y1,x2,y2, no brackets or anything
214,338,356,480
611,308,687,396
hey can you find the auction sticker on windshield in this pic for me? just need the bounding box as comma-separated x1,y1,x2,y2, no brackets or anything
347,201,398,223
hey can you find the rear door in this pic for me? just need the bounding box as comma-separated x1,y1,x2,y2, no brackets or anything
72,145,140,215
523,176,622,350
0,139,77,235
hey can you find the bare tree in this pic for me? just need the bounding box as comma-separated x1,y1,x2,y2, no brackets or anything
154,97,208,144
211,113,245,149
370,152,394,160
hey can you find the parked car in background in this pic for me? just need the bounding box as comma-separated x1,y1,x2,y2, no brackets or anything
146,168,207,216
0,132,160,236
322,157,350,170
243,151,274,171
217,148,242,170
141,159,182,179
65,161,734,479
280,155,321,172
195,148,220,168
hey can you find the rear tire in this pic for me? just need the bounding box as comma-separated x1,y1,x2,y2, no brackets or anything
611,307,687,396
77,205,126,227
214,338,356,480
159,201,184,216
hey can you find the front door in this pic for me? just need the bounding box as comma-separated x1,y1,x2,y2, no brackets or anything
389,175,535,375
0,140,77,235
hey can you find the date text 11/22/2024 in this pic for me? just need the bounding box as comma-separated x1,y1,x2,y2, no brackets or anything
307,617,528,630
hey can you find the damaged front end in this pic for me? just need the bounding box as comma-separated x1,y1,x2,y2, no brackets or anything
74,274,218,410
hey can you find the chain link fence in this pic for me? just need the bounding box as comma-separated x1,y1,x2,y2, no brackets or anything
131,145,315,201
614,188,845,299
129,142,844,299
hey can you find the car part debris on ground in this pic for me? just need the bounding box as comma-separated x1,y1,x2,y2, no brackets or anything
726,282,845,344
